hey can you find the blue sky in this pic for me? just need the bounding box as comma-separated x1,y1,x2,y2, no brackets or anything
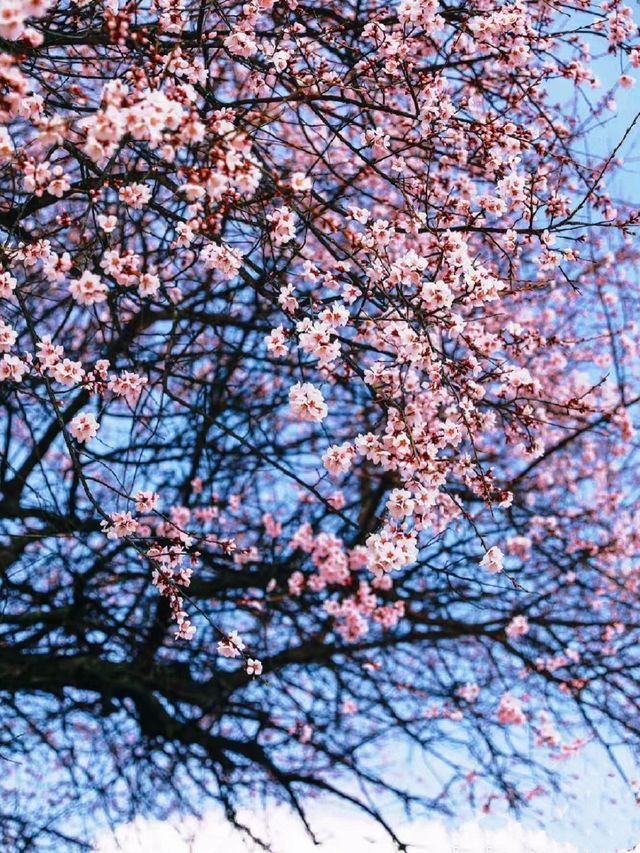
93,783,635,853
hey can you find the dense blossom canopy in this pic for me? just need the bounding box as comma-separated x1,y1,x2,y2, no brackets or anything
1,0,640,848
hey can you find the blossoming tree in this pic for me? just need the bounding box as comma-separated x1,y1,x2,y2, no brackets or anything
1,0,640,847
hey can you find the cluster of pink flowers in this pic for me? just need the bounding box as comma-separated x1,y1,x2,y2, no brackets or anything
497,693,526,726
146,534,199,640
288,382,328,422
1,0,639,765
217,631,245,658
101,511,139,540
107,372,148,406
0,270,17,298
69,412,100,444
365,529,419,577
69,272,108,307
322,443,356,477
0,0,50,42
0,319,17,352
297,319,341,365
267,206,296,246
200,242,244,280
0,354,28,382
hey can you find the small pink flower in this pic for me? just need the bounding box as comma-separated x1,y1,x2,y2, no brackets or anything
69,412,99,444
480,545,504,575
69,271,108,306
224,29,257,58
97,214,118,233
101,511,138,540
290,172,311,192
289,382,328,422
387,488,415,519
267,205,296,246
0,271,17,299
0,354,28,382
0,320,17,352
246,658,263,676
322,443,355,476
138,272,160,297
51,358,85,386
119,183,152,210
497,693,526,725
458,683,480,703
135,490,159,513
506,615,530,640
217,630,245,658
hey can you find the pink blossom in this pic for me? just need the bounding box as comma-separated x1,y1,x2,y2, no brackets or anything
246,658,263,676
119,183,152,210
290,172,311,192
217,631,245,658
328,490,345,510
97,215,117,233
107,371,147,405
288,571,305,596
288,382,328,422
0,0,51,41
101,511,139,540
175,618,196,641
50,358,85,386
69,271,108,306
138,273,160,297
0,127,13,160
387,488,415,519
366,529,418,576
224,30,257,58
322,443,355,477
0,354,28,382
506,615,530,640
265,326,288,357
267,206,296,246
458,683,480,703
0,271,17,299
497,693,526,725
480,546,504,575
69,412,99,444
135,491,159,513
200,242,243,279
0,319,17,352
278,284,298,313
36,336,63,367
